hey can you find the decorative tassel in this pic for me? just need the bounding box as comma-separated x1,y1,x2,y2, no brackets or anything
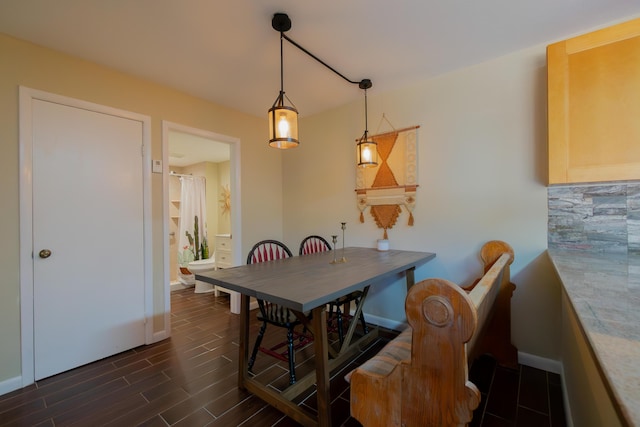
408,212,414,226
383,229,388,239
360,211,364,223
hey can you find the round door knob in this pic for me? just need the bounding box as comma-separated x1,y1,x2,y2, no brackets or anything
39,249,52,259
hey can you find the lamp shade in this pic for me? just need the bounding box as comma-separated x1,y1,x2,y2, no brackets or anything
357,134,378,167
268,95,299,149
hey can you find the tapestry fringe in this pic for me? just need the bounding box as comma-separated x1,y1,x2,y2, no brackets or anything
371,205,401,236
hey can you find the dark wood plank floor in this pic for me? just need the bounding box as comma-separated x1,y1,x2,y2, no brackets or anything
0,288,566,426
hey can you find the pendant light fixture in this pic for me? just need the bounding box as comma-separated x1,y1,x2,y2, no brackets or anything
269,13,299,148
356,82,378,167
267,13,377,167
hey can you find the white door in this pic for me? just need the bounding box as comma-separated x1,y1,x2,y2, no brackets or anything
32,99,146,380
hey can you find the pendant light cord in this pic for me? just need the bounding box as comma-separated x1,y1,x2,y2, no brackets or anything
364,88,369,135
279,33,284,94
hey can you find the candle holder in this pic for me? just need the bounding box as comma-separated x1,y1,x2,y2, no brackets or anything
330,235,339,264
340,222,347,262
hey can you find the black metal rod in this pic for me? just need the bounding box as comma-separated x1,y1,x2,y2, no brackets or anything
280,33,372,90
279,33,284,93
364,88,368,132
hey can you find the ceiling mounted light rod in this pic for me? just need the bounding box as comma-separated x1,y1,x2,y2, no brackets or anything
268,12,377,166
272,13,372,91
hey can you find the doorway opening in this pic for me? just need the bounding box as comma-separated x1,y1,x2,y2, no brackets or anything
161,122,241,336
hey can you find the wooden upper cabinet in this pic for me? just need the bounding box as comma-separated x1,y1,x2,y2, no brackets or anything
547,18,640,184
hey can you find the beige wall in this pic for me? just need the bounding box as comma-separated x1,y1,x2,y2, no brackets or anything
0,33,284,385
285,44,563,360
217,161,232,235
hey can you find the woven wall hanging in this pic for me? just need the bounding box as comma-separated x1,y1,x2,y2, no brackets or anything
355,125,419,239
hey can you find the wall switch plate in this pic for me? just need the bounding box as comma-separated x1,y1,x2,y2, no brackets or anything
152,159,162,173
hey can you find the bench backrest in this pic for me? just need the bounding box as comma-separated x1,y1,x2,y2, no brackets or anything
349,240,516,427
466,252,510,357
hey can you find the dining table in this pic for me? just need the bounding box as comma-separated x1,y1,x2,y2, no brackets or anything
195,246,436,427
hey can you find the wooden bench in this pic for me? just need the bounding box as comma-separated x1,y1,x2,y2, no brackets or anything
346,240,518,427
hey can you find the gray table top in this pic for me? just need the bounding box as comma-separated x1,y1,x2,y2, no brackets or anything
196,247,436,312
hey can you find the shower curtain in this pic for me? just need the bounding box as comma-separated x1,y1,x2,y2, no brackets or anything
178,176,207,269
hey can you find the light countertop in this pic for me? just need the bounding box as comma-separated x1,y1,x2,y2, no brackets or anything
548,250,640,426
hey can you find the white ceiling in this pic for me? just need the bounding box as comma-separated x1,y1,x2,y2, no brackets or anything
1,1,639,120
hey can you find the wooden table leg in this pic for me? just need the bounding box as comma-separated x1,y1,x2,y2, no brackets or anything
311,305,331,427
238,294,250,390
406,266,416,291
339,286,370,354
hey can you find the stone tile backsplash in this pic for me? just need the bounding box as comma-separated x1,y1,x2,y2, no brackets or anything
548,182,640,254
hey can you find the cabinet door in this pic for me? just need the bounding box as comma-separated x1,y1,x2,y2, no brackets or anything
547,18,640,184
214,234,233,268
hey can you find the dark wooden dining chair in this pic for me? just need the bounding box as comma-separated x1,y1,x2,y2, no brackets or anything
246,239,312,385
299,235,332,256
299,235,369,346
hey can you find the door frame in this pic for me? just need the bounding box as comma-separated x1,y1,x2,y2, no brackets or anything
161,121,242,319
18,86,153,386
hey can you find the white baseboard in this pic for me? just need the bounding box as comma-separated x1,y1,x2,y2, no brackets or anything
0,375,24,396
170,281,192,292
152,330,169,343
517,351,562,374
362,312,408,332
